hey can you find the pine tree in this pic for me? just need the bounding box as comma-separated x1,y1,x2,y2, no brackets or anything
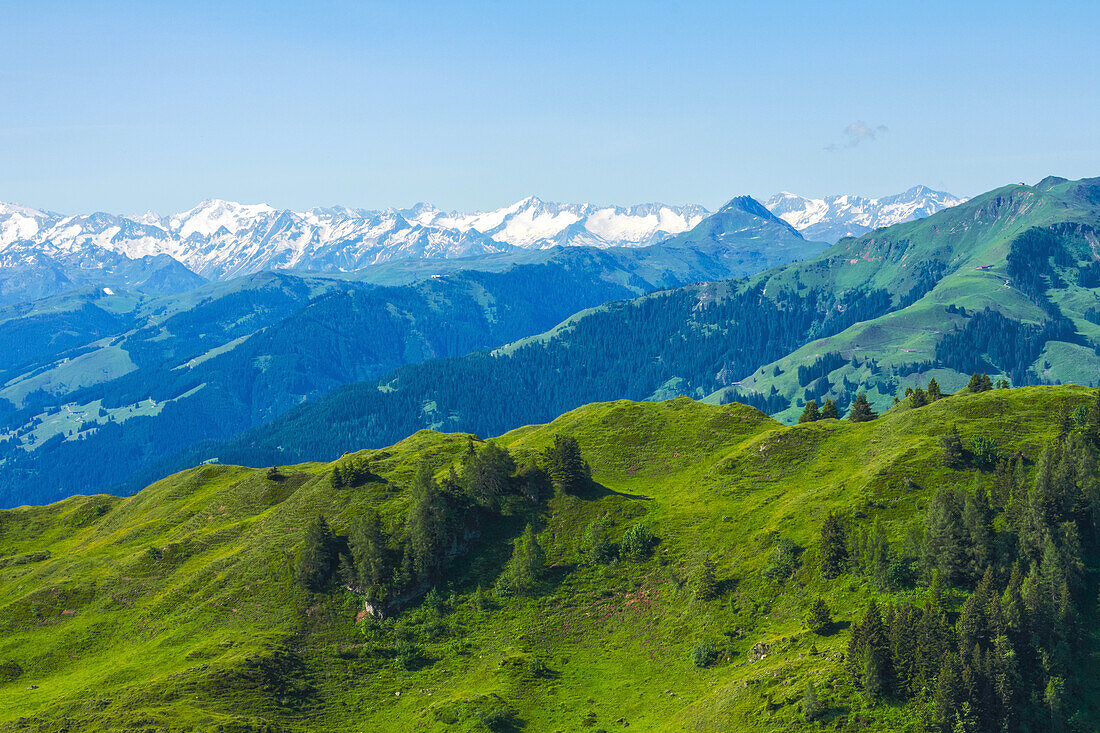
462,441,516,510
861,600,891,702
799,400,821,423
295,516,337,592
923,489,969,586
889,604,921,700
967,373,993,392
941,426,967,469
820,512,849,579
970,435,1000,471
581,518,614,565
406,462,451,581
928,377,943,401
498,524,546,595
848,393,878,422
544,434,589,494
962,482,994,579
933,653,963,733
821,398,839,419
912,387,929,408
349,510,392,598
804,598,832,634
1000,562,1026,638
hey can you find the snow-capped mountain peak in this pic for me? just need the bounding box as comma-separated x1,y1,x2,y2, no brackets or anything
171,199,278,238
0,196,713,282
764,186,967,243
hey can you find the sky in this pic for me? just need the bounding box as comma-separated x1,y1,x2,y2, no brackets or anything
2,0,1099,214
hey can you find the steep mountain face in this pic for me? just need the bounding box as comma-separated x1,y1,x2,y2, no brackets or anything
170,177,1100,476
765,185,967,243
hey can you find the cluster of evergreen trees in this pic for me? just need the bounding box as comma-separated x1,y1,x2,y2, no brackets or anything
823,390,1100,731
294,435,590,608
798,393,877,423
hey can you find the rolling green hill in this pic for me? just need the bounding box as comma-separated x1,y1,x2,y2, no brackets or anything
2,385,1098,731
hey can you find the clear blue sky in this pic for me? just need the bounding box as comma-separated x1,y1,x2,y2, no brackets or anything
3,0,1098,214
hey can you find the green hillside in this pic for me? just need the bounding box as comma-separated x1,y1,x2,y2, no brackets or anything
3,385,1099,731
715,176,1100,419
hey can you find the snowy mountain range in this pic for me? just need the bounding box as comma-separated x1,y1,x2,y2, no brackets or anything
0,197,709,283
764,186,967,243
0,187,964,302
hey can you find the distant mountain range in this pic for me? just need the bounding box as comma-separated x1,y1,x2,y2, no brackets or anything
0,187,962,303
765,186,967,242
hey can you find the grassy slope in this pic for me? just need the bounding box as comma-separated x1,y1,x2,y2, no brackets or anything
709,178,1100,420
1,386,1097,731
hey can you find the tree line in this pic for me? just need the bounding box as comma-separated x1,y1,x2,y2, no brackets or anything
821,389,1100,731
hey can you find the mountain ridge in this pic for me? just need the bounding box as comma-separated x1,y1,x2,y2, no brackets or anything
0,186,963,301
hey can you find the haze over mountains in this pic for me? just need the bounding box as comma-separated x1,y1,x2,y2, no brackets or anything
0,187,961,304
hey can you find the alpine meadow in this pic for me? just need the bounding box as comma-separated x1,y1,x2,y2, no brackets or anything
3,3,1100,731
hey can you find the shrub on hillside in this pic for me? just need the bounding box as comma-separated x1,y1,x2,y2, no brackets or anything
970,435,1000,470
620,524,657,561
763,538,799,582
691,640,719,668
581,518,615,565
804,598,832,635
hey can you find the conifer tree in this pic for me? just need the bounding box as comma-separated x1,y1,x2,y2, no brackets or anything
848,393,878,422
406,462,451,581
498,524,546,595
798,400,821,423
933,653,963,733
821,398,839,419
582,517,614,565
927,377,942,401
889,604,921,699
923,489,969,586
804,597,832,634
967,373,994,393
820,512,849,579
912,387,929,408
860,600,891,702
544,434,589,493
940,426,967,469
962,483,994,578
349,510,392,597
462,441,516,510
296,516,337,592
